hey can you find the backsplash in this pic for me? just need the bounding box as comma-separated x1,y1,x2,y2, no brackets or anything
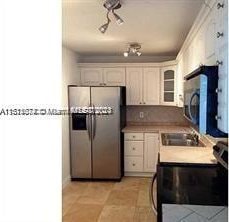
126,106,189,126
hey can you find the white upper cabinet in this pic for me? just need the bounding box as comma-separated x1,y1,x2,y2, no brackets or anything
215,0,228,133
191,30,204,70
204,6,217,65
160,66,177,106
176,0,228,133
177,57,184,107
80,68,103,86
103,68,126,86
80,67,125,86
143,68,160,105
215,0,228,47
126,68,143,105
126,67,160,105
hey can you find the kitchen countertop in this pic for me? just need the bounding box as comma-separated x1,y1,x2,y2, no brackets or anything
122,125,217,165
122,125,190,133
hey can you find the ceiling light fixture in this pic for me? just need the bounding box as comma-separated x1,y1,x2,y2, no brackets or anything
99,0,124,34
112,9,124,26
98,12,111,34
124,43,142,57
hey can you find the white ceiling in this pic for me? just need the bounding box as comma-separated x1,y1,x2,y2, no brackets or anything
62,0,204,57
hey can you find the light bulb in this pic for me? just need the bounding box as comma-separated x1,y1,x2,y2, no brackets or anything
124,52,129,57
113,12,124,25
98,23,109,34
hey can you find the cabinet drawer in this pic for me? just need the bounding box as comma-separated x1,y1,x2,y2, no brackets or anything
125,157,143,172
125,133,144,141
125,141,143,156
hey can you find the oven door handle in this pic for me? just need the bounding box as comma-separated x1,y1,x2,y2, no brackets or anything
188,90,199,124
149,173,157,215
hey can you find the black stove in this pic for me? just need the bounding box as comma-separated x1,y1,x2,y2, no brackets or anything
152,141,228,222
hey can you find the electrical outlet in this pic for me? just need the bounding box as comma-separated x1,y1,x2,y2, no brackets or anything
139,112,144,119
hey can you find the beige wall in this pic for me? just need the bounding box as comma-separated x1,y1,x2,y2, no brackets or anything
62,46,79,187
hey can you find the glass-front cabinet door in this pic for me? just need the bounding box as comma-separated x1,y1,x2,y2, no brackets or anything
160,66,177,106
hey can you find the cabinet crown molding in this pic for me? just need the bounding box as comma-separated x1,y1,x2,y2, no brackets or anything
78,61,178,68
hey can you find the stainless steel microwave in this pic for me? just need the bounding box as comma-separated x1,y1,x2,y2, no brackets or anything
184,66,227,137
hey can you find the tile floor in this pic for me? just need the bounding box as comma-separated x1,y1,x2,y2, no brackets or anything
163,204,228,222
63,177,157,222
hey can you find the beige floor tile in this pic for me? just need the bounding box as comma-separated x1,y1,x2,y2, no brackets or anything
139,177,151,186
62,177,157,221
63,182,89,216
134,207,157,222
98,205,136,222
63,203,103,222
76,182,114,205
113,177,141,191
106,190,139,206
63,181,89,196
62,193,78,216
137,189,150,207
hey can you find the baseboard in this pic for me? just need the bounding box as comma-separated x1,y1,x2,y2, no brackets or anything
124,172,154,177
62,175,71,189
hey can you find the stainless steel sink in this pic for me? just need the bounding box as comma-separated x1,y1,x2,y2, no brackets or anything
161,133,205,147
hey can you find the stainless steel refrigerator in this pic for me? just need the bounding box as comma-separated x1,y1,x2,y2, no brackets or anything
68,86,126,180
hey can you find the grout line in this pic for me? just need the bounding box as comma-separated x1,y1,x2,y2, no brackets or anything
178,211,196,221
207,207,227,220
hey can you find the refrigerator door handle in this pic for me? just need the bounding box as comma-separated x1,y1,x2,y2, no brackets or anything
86,114,91,140
92,104,96,139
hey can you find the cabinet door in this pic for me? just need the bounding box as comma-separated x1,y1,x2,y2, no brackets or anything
215,0,228,48
126,68,143,105
80,68,103,86
144,133,159,172
217,44,228,133
143,68,160,105
177,57,184,107
103,68,126,86
160,66,177,106
204,11,217,65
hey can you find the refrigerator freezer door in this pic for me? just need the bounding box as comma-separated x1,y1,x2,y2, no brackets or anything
68,87,92,178
91,87,121,179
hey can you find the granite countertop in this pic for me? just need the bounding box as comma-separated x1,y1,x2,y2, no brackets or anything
122,125,217,165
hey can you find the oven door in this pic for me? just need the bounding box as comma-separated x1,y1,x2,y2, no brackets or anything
158,164,228,206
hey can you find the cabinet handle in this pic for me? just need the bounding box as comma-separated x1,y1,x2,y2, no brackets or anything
103,83,106,86
132,147,136,151
217,32,224,38
217,2,224,9
215,115,222,120
99,83,103,86
216,88,222,93
139,102,142,104
133,135,136,138
216,60,223,65
132,163,136,166
143,102,146,104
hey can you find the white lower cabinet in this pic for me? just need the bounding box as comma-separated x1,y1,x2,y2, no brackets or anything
144,133,159,172
125,141,144,156
124,132,159,176
125,157,143,172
